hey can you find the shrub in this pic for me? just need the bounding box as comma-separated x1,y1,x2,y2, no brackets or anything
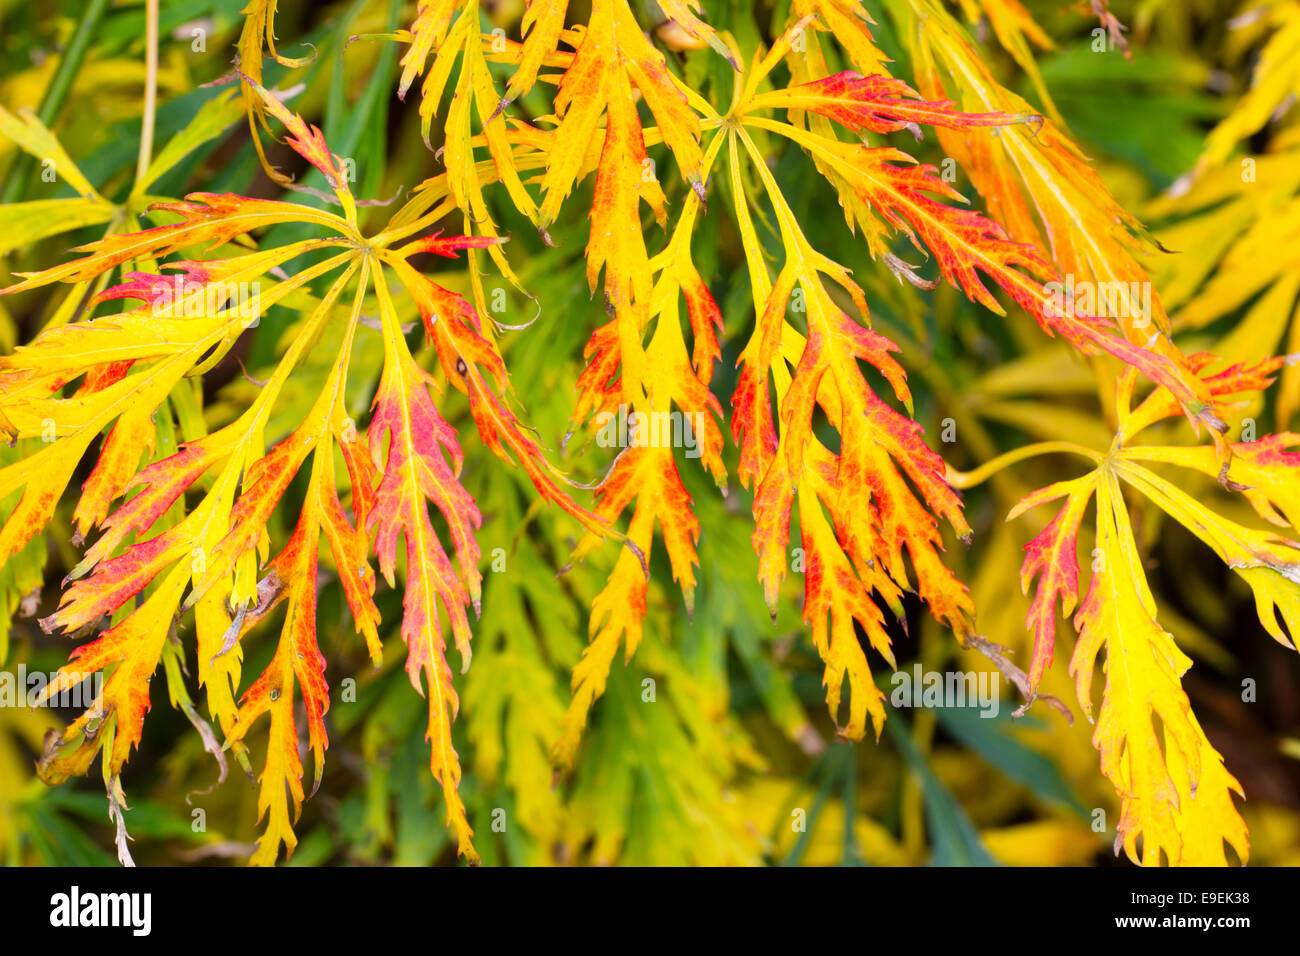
0,0,1296,867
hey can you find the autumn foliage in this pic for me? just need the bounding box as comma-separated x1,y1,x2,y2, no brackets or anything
1,0,1299,867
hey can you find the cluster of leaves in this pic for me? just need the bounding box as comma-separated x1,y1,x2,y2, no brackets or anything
2,0,1300,867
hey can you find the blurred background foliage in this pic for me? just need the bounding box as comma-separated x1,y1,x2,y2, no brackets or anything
1,0,1299,866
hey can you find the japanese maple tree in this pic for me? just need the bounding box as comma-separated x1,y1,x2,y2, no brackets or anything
1,0,1296,868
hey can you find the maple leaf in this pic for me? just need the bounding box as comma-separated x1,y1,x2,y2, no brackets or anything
463,4,728,760
604,21,1243,746
221,451,340,866
0,83,619,864
731,20,1225,441
553,151,724,764
555,13,1233,758
1014,465,1252,866
711,55,978,740
549,20,987,756
0,89,245,336
394,0,538,296
1007,365,1300,864
790,0,892,78
834,0,1226,440
526,0,711,234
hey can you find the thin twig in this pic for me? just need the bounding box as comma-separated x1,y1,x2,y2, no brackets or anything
135,0,160,186
967,634,1073,724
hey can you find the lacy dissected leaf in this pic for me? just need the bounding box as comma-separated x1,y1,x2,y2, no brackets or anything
789,0,891,78
1,84,617,864
222,453,337,866
396,0,537,284
902,0,1148,299
1008,367,1300,864
504,0,572,105
678,25,1240,745
533,0,708,233
1015,468,1250,866
736,22,1222,435
654,0,735,66
888,0,1220,431
367,268,480,858
548,21,1087,747
720,106,974,741
9,0,1294,873
748,71,1037,140
1016,475,1093,690
554,163,725,763
561,637,761,865
397,6,724,766
1077,472,1244,866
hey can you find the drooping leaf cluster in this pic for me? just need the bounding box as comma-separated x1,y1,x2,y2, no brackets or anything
1,0,1298,867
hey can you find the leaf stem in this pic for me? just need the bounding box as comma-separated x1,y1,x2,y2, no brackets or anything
946,441,1103,489
135,0,160,187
